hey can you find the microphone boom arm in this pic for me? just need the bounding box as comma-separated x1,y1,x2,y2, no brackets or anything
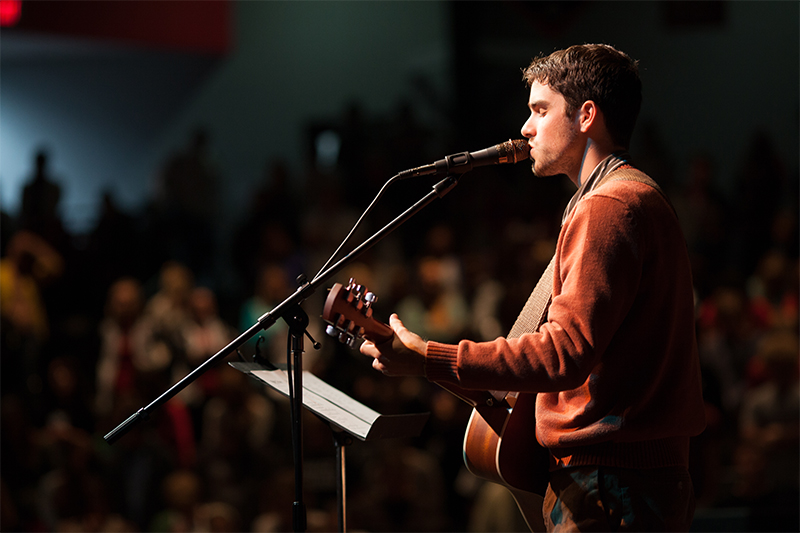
104,172,463,445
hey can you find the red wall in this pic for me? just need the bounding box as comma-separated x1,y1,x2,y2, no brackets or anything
7,0,231,54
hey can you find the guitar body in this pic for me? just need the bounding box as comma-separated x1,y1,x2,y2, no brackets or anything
463,392,549,532
323,280,549,531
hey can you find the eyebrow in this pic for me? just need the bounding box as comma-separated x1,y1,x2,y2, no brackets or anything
529,100,548,110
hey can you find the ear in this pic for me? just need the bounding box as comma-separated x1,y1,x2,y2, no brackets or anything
577,100,598,133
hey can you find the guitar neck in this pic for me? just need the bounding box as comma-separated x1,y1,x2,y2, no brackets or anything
322,281,510,410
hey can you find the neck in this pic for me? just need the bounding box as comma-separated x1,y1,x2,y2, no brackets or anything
573,137,624,186
574,143,608,186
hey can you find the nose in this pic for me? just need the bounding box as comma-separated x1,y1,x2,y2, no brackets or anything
521,114,535,139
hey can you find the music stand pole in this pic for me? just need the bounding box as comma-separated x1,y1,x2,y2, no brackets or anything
286,305,309,532
332,429,353,532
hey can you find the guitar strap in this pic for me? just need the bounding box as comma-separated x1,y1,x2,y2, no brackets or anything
507,166,668,340
508,255,555,339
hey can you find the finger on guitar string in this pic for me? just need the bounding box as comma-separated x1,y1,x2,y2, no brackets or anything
372,357,390,375
360,339,378,358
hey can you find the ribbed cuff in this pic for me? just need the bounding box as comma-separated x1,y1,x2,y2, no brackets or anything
424,341,460,383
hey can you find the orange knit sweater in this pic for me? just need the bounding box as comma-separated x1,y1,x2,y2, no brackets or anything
425,178,706,469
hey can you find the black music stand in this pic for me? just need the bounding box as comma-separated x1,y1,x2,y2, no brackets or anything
231,361,430,532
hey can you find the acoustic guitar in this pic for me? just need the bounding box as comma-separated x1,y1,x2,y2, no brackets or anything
322,279,548,531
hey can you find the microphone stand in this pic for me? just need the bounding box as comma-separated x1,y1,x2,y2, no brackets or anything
103,172,463,532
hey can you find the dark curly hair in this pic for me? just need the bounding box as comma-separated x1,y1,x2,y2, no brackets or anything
523,44,642,148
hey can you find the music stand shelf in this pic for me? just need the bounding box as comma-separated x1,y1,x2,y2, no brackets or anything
231,362,429,441
230,361,430,532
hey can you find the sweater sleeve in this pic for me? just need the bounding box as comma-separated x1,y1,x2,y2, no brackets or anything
424,190,644,393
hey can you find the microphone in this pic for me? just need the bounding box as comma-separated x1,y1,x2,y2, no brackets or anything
398,139,529,178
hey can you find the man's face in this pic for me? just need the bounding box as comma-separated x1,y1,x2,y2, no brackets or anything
520,81,584,182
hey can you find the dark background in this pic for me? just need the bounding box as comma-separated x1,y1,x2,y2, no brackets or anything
1,1,798,532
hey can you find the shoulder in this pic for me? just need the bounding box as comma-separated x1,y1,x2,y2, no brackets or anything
563,171,674,247
585,169,673,219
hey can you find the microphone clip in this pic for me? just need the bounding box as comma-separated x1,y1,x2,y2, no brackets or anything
397,139,528,179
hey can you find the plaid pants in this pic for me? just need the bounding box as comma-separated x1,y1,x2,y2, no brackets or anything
542,465,696,532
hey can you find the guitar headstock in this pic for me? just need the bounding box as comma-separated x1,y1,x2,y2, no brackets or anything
322,278,393,347
323,281,505,411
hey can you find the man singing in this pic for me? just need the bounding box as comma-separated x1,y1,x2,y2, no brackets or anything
361,44,706,531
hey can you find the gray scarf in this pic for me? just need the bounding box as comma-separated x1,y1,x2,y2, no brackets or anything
561,152,630,226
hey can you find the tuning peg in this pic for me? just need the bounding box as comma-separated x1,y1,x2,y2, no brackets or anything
353,284,364,300
325,324,339,338
364,292,377,306
339,332,356,348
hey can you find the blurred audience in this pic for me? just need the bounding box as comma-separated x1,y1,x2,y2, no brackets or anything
179,286,236,412
396,255,470,344
697,285,760,418
96,277,153,417
747,249,799,333
0,230,64,400
1,116,797,532
726,330,800,531
238,263,291,365
151,128,222,283
18,148,71,258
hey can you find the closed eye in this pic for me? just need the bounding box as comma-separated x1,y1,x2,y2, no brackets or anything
529,102,547,116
